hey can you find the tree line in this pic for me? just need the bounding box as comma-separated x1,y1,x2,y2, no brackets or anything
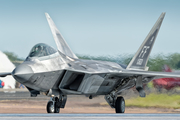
77,53,180,71
4,51,180,71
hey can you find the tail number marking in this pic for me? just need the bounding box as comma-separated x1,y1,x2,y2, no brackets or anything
139,46,150,58
137,59,143,65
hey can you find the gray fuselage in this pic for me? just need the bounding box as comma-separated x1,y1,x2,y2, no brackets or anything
12,46,135,96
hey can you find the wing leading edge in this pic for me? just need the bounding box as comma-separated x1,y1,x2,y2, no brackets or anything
45,13,78,59
0,72,11,77
66,69,180,79
116,70,180,78
127,13,166,71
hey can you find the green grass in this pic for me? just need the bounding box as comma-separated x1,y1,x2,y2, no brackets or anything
125,93,180,109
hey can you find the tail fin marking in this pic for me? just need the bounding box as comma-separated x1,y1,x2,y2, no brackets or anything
126,12,166,71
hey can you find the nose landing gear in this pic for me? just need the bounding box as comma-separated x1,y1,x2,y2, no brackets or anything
47,97,60,113
46,95,67,113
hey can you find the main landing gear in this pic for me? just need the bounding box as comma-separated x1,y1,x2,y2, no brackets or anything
105,93,125,113
105,76,146,113
46,95,67,113
115,96,125,113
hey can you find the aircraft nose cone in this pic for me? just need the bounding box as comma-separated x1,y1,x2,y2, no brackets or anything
12,64,33,83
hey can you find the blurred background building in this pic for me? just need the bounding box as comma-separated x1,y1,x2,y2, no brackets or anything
0,51,16,89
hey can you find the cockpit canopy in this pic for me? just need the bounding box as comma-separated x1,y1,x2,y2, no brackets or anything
28,43,57,58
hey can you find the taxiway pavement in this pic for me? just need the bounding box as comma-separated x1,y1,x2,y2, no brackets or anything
0,114,180,120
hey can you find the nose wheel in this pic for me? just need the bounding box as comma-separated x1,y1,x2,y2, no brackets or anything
47,97,60,113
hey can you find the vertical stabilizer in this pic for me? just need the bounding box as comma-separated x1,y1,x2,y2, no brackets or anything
126,13,166,71
45,13,78,59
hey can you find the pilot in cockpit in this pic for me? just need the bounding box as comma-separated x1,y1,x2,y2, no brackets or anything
28,43,57,58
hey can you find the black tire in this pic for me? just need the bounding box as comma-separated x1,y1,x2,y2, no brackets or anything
54,107,60,113
47,101,55,113
54,102,60,113
115,96,125,113
47,101,60,113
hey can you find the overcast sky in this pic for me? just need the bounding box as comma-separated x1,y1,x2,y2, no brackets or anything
0,0,180,58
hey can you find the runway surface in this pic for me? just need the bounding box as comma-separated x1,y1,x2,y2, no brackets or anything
1,89,180,119
0,114,180,120
0,89,180,114
0,89,49,101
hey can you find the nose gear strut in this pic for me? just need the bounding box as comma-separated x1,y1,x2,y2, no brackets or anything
46,94,67,113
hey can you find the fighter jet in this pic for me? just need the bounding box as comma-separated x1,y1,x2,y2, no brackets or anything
1,12,180,113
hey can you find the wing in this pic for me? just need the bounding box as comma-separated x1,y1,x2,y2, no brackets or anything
127,13,165,71
111,70,180,96
64,68,180,82
113,70,180,80
45,13,78,59
61,69,180,96
0,72,11,77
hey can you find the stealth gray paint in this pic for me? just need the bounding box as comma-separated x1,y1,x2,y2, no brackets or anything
1,12,180,99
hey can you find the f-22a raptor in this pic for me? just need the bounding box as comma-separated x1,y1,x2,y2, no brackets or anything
1,12,180,113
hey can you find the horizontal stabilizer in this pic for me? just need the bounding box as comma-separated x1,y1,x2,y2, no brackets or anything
45,13,78,59
127,13,166,71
